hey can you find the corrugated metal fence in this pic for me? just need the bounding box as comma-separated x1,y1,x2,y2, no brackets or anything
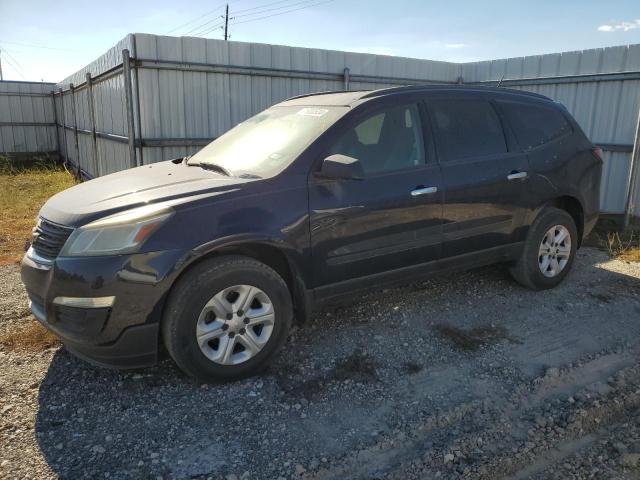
2,34,639,220
463,45,640,217
0,80,57,155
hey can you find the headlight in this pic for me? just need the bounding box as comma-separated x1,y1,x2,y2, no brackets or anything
60,204,173,257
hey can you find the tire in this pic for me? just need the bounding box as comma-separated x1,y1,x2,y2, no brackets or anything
509,207,578,290
162,255,293,382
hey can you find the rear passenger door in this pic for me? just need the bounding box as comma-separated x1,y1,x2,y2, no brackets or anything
425,94,529,258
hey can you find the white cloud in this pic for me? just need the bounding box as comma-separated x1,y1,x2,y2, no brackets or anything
445,43,467,48
598,19,640,32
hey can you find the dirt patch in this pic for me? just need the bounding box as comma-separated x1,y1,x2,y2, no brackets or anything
588,291,613,303
433,324,519,352
279,376,326,400
0,318,60,352
331,350,378,382
276,351,378,399
404,361,424,374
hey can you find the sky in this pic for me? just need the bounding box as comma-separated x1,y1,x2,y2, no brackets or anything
0,0,639,82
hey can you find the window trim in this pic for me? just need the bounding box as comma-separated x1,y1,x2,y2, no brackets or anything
423,96,510,164
315,100,430,179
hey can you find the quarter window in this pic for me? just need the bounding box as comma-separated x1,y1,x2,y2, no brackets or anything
498,100,572,151
428,99,507,161
329,104,425,175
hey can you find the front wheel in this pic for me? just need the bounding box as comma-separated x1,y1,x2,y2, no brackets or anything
509,207,578,290
162,255,293,382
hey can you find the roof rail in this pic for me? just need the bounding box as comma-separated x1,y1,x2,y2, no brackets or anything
284,89,354,102
359,84,550,101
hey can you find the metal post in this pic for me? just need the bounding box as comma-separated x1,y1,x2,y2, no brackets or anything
624,105,640,229
132,35,144,166
224,4,229,41
51,91,60,156
343,67,350,91
58,88,69,167
69,83,81,176
122,49,137,168
85,72,99,176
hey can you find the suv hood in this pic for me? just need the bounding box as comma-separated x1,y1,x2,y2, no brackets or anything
40,160,253,227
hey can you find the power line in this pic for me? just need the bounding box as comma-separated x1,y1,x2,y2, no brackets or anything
184,16,226,36
0,39,80,52
188,17,226,36
232,0,299,14
0,52,25,79
233,0,320,18
0,47,26,78
196,0,333,37
163,3,226,35
232,0,334,25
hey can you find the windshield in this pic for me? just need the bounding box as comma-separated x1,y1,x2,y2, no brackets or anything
188,105,348,177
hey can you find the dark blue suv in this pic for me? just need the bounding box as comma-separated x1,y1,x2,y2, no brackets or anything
21,86,602,381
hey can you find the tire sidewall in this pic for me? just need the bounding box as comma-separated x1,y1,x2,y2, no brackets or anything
165,259,292,381
525,209,578,289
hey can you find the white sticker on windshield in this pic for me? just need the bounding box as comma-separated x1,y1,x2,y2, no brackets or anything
297,107,329,117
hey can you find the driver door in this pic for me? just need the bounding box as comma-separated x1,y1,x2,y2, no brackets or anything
308,101,443,290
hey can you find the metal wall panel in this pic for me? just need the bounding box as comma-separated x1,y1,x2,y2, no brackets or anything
0,80,56,155
17,34,639,217
56,35,134,89
132,34,460,164
463,45,640,215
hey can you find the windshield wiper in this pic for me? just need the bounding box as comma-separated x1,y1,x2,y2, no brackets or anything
194,162,232,176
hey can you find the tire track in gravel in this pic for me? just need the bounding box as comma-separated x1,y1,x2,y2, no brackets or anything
309,345,640,480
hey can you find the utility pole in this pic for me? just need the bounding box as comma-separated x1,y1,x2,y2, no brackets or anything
224,4,229,41
0,49,3,81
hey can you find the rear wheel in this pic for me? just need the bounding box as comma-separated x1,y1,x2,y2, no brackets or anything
162,255,293,382
509,207,578,290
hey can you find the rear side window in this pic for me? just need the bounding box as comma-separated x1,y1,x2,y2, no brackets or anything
428,98,507,161
498,100,572,151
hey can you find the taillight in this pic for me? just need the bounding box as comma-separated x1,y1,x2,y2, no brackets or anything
591,146,603,161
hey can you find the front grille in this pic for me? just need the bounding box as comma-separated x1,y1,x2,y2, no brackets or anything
31,218,74,260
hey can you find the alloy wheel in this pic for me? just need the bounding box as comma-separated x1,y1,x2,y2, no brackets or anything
195,285,275,365
538,225,571,278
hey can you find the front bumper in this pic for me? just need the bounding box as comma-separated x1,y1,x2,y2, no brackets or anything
21,248,186,368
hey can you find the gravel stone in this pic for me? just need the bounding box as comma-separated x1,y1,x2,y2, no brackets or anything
1,248,640,479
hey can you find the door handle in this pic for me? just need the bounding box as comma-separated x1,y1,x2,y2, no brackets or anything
507,171,528,181
411,186,438,197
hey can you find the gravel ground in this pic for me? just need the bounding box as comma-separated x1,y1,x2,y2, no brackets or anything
1,247,640,480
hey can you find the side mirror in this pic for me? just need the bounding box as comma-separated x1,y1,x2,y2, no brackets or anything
318,154,365,180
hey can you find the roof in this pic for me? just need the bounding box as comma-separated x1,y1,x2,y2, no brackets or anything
278,85,552,107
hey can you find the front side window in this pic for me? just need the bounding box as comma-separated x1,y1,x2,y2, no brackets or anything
428,98,507,161
188,106,347,177
329,104,425,175
498,100,572,151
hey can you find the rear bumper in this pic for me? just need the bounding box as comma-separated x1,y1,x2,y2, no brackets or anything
21,248,186,369
583,213,598,242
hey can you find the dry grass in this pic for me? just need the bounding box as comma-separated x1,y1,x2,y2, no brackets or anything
0,318,60,352
0,157,77,265
605,232,640,262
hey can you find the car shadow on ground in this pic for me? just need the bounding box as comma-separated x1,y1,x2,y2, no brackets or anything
34,250,640,479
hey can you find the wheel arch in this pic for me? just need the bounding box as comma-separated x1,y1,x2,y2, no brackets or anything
530,195,585,247
548,195,585,246
164,238,312,327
